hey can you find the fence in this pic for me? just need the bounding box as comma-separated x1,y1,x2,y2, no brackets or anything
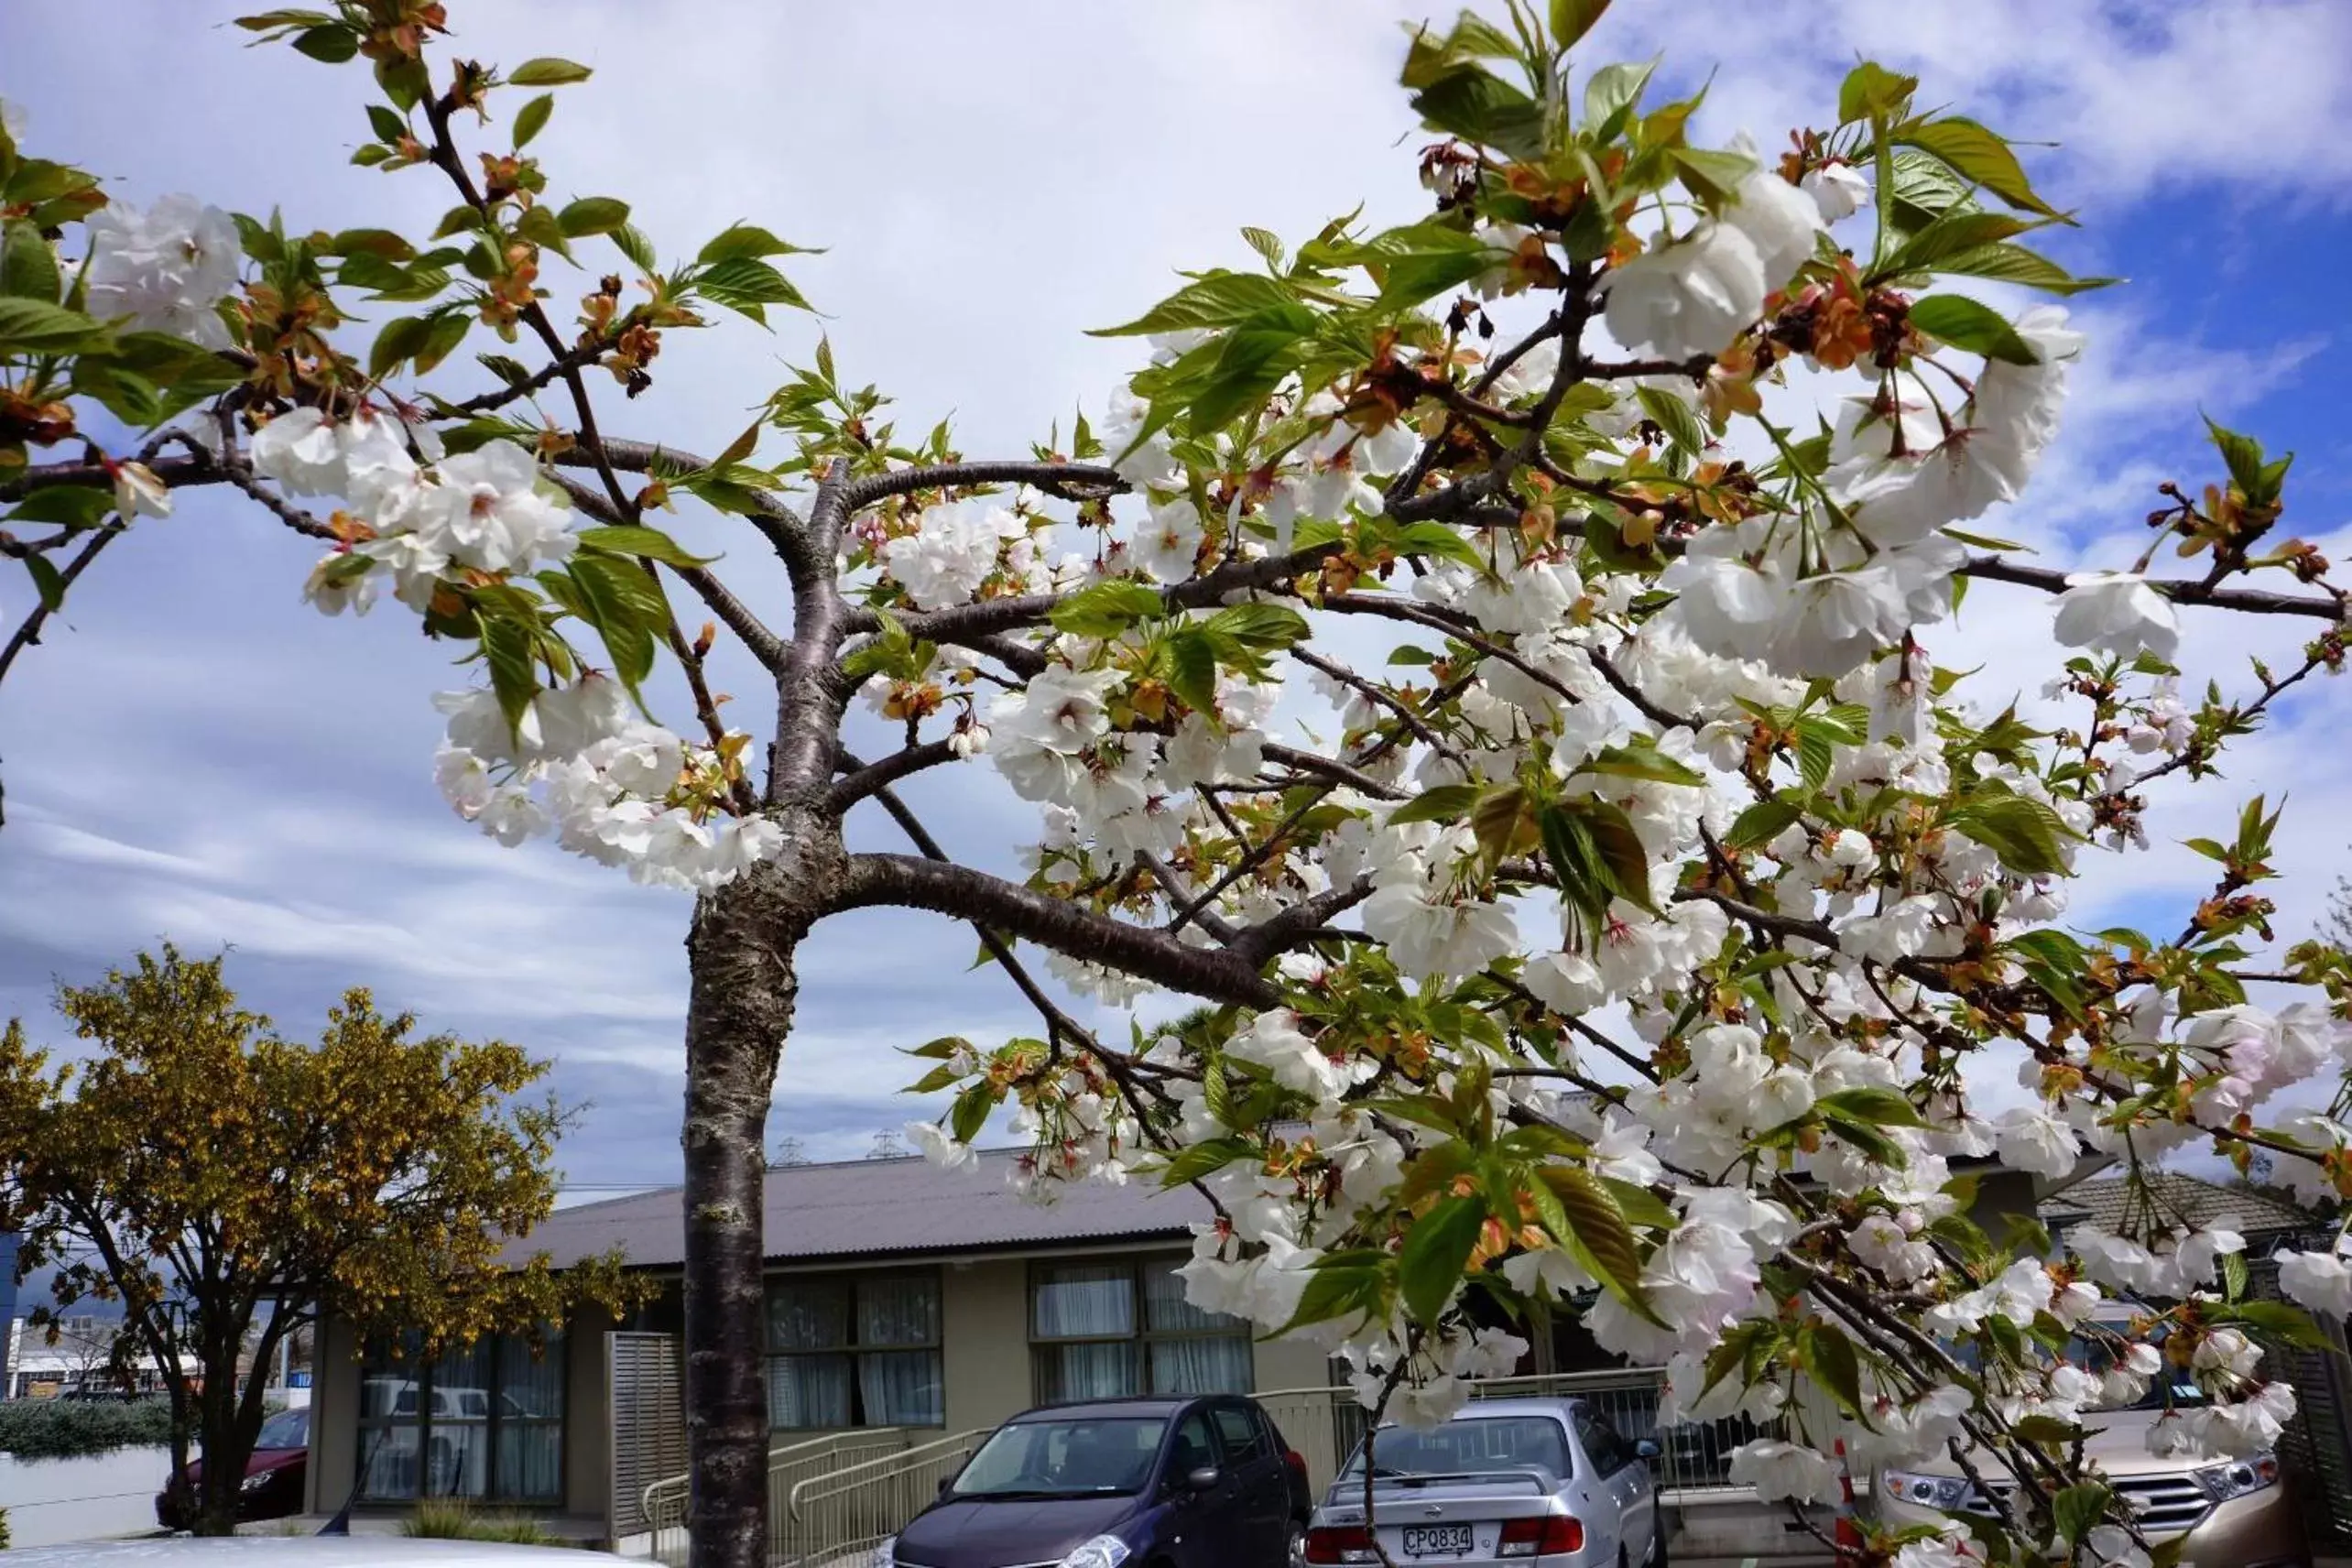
1258,1367,1771,1497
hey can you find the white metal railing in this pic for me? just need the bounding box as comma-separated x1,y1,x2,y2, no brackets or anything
640,1428,914,1565
781,1427,993,1564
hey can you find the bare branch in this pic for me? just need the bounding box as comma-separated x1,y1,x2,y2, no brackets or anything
833,853,1279,1007
840,462,1127,512
826,739,964,811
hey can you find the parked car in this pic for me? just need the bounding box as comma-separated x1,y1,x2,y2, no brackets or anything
12,1543,577,1565
155,1404,311,1530
1864,1310,2311,1568
878,1393,1314,1568
1303,1397,1667,1567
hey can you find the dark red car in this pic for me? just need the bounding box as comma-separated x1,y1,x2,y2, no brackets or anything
154,1404,310,1530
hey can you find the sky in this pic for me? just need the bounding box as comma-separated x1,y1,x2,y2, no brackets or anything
1,1,2349,1203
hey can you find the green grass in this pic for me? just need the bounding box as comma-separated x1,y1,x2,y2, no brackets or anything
401,1497,559,1544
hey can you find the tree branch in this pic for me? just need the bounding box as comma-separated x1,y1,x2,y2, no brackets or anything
840,462,1127,512
826,739,964,811
836,853,1279,1007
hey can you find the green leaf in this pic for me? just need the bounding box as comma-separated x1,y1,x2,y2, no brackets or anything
1398,1195,1486,1325
1386,783,1484,826
1275,1262,1387,1337
2216,1298,2336,1350
695,256,811,325
1537,1165,1653,1319
411,310,472,376
507,57,594,87
0,297,109,354
1637,385,1706,458
1158,1137,1256,1189
1838,61,1918,125
1925,240,2116,297
5,485,115,531
1047,579,1163,639
1814,1086,1926,1129
1667,147,1758,206
511,93,554,149
1090,272,1302,338
1726,796,1802,850
22,552,66,613
1203,602,1309,655
1549,0,1611,47
1580,740,1705,788
1582,59,1657,136
1805,1323,1865,1417
2010,1414,2085,1446
1897,117,2062,219
1395,522,1486,570
2204,416,2292,509
558,196,632,238
2053,1482,2111,1545
949,1083,993,1146
1,219,60,302
365,103,408,144
1947,791,2075,876
610,223,659,275
696,223,811,267
479,614,539,735
569,553,661,689
1874,210,2036,278
367,313,433,379
1184,321,1311,430
1405,56,1547,158
1165,628,1220,716
1906,294,2039,365
577,524,719,568
291,23,358,61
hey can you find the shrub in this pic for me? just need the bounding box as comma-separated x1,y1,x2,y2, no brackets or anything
0,1397,174,1460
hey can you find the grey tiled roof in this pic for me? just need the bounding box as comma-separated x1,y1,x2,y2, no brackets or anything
505,1148,1205,1271
2044,1173,2319,1238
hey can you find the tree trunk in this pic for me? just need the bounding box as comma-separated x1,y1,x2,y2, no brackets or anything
681,843,836,1568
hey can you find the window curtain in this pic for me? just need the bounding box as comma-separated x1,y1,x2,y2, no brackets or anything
768,1354,854,1429
769,1279,850,1352
425,1339,495,1497
1033,1265,1135,1338
1144,1260,1237,1334
1040,1342,1139,1402
1149,1336,1254,1395
859,1349,943,1426
858,1277,940,1346
494,1333,564,1501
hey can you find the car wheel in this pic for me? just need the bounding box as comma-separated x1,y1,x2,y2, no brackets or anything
1646,1497,1670,1568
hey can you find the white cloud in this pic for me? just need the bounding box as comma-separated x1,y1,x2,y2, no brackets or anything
1,2,2347,1183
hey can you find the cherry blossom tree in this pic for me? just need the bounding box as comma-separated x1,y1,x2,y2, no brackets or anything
5,4,2352,1565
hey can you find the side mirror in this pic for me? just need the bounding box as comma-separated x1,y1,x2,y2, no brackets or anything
1633,1439,1661,1460
938,1475,954,1497
1186,1465,1222,1494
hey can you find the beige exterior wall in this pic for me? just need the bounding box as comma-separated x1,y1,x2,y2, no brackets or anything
939,1255,1030,1435
307,1312,360,1517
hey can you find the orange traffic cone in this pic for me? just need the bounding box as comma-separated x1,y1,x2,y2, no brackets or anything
1831,1438,1865,1566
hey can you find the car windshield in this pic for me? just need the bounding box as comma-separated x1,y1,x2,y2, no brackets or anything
1342,1416,1573,1481
256,1406,309,1449
951,1416,1170,1498
2073,1330,2207,1413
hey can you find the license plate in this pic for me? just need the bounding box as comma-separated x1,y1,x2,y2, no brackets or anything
1400,1523,1475,1557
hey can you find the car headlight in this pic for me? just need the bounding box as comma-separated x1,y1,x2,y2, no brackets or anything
2195,1452,2281,1502
1882,1470,1976,1511
241,1470,275,1492
873,1536,895,1568
1059,1535,1131,1568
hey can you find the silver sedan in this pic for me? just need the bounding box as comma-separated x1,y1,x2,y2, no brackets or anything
1302,1397,1667,1567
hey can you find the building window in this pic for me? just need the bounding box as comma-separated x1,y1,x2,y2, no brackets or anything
767,1271,943,1430
1029,1257,1253,1402
355,1330,564,1503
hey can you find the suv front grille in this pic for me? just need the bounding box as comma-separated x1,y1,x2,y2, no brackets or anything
1960,1475,2211,1535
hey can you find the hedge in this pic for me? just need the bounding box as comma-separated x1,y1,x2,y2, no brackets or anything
0,1397,175,1459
